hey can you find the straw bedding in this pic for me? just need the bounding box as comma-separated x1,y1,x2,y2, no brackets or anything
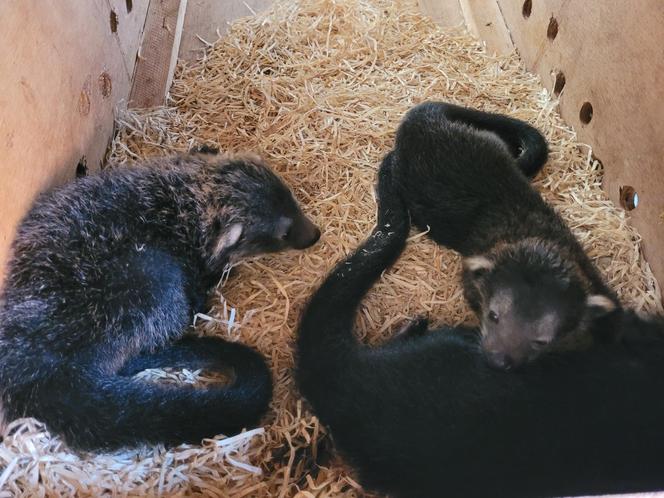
1,0,661,496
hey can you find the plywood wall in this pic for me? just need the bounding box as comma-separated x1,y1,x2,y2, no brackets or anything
495,0,664,288
0,0,150,283
423,0,664,291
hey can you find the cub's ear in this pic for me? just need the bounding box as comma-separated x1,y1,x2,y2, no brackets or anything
212,223,243,258
463,256,494,277
586,294,617,319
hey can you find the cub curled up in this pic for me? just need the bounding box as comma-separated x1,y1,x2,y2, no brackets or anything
0,148,320,450
296,153,664,498
393,102,620,369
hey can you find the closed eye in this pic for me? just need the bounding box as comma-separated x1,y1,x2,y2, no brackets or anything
532,339,550,349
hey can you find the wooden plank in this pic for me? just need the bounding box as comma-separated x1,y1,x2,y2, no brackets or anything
495,0,664,291
419,0,465,27
108,0,151,79
128,0,188,108
458,0,514,55
0,0,148,285
179,0,273,61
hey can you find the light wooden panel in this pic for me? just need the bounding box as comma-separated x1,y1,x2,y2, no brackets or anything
109,0,152,78
418,0,465,27
128,0,188,108
458,0,513,55
420,0,513,53
493,0,664,290
0,0,148,284
178,0,273,60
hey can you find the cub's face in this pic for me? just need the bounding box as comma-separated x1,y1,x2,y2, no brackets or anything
463,254,615,370
207,156,320,266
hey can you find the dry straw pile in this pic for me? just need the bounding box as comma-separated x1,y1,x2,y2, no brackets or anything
1,0,661,496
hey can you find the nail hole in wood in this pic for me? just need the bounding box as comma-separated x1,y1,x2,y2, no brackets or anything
620,186,638,211
553,71,566,96
522,0,532,18
76,157,88,178
547,17,559,40
579,102,593,124
110,10,118,33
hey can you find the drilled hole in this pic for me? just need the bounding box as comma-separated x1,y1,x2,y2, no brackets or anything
579,102,593,124
620,186,638,211
522,0,532,18
76,157,88,178
553,71,566,96
547,17,559,40
110,10,118,33
125,0,133,13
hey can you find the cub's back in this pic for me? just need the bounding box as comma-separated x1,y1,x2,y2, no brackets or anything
394,112,545,253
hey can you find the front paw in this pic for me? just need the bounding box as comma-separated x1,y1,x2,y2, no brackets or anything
190,292,208,315
395,315,430,341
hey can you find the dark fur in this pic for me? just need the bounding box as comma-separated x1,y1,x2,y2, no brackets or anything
0,150,320,450
296,154,664,498
393,101,620,368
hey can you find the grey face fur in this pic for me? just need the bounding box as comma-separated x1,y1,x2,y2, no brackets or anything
464,253,616,370
479,287,561,369
201,154,321,268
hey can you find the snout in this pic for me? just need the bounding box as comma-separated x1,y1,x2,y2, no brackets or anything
289,216,321,249
485,351,515,371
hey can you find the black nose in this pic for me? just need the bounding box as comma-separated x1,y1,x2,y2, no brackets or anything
290,218,321,249
486,352,514,371
309,226,321,246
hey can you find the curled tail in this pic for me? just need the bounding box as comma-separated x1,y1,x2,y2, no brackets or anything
296,153,410,394
407,101,549,178
10,336,272,450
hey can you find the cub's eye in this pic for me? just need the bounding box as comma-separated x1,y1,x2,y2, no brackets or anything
532,339,549,349
472,267,489,279
488,310,499,323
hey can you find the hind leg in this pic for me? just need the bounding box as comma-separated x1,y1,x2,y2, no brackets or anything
102,247,194,364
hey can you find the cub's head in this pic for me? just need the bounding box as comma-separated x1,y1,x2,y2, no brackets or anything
462,240,616,370
200,152,320,268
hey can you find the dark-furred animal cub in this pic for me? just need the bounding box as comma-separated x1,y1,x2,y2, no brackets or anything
0,149,320,450
296,154,664,498
393,101,619,369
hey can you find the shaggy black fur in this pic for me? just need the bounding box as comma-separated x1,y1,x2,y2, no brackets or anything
393,102,620,369
0,150,320,450
296,154,664,498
